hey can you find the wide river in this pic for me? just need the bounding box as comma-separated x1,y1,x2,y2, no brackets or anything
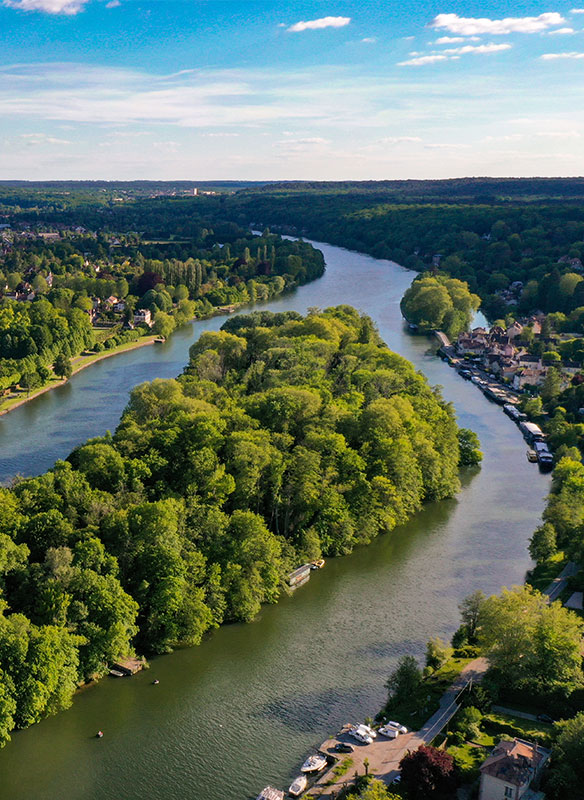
0,240,550,800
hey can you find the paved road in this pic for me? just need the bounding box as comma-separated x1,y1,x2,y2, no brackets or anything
543,561,578,603
491,705,539,722
308,658,489,798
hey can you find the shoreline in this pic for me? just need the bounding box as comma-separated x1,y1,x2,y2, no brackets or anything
0,335,158,418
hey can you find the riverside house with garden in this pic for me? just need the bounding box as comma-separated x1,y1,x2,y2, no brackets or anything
478,738,550,800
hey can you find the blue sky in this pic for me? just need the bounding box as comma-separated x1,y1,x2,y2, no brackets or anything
1,0,584,180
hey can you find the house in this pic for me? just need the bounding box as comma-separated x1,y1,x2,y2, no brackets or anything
113,300,126,313
134,308,153,327
506,321,524,339
513,367,547,390
478,738,550,800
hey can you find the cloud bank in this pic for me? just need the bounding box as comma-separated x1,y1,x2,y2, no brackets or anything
3,0,87,13
430,12,565,35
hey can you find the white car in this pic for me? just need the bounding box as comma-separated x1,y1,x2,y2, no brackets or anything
350,727,373,745
378,725,399,739
385,721,407,734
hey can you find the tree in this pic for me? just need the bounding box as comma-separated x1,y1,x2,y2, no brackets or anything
20,370,40,396
529,522,557,563
549,712,584,798
385,655,422,704
541,366,562,404
399,745,457,800
153,311,175,339
458,590,486,643
479,585,584,691
354,778,400,800
457,428,483,466
53,353,72,380
425,637,452,671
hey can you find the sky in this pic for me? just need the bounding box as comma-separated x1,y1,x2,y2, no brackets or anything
1,0,584,180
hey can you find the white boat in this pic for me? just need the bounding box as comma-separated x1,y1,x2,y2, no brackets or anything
300,754,327,773
361,724,377,738
288,775,308,796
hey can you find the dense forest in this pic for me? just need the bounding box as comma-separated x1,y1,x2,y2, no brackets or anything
210,192,584,322
0,306,474,746
0,196,324,390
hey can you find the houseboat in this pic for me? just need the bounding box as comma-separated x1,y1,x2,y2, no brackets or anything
526,449,538,463
519,421,545,445
256,787,284,800
288,564,311,589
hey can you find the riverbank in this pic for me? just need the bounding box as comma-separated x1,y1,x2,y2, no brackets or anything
0,335,158,418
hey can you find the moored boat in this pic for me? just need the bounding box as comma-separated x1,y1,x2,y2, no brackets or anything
288,775,308,796
300,754,327,773
310,559,325,570
257,787,284,800
526,449,538,463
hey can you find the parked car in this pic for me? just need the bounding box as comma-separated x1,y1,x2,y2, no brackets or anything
385,721,408,734
378,725,399,739
350,726,373,744
333,742,354,753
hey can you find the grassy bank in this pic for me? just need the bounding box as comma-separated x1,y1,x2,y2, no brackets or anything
0,335,157,417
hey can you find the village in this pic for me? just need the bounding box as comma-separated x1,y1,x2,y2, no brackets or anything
453,315,582,393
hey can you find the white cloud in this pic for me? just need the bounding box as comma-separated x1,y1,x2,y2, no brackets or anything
571,8,584,13
442,43,512,55
548,27,576,34
378,136,422,144
435,36,481,44
277,137,329,144
541,51,584,59
398,54,450,66
21,132,71,144
288,16,350,33
106,0,120,8
3,0,87,13
361,37,377,43
430,12,565,36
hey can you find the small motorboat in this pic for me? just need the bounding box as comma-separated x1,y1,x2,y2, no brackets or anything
527,449,538,463
152,679,159,685
288,775,308,797
300,754,327,773
96,730,103,738
109,669,125,678
310,559,325,570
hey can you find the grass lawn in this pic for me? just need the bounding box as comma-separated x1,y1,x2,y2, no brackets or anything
379,658,472,731
526,552,566,592
483,711,554,746
447,710,554,784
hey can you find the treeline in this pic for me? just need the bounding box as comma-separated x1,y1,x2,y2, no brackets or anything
0,306,472,745
212,193,584,321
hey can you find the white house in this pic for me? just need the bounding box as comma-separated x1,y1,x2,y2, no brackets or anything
134,308,153,327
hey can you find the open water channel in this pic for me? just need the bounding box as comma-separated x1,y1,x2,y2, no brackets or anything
0,240,550,800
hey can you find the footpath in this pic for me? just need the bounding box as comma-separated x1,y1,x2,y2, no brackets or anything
307,657,488,798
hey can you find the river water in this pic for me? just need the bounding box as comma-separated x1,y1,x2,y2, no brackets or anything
0,241,549,800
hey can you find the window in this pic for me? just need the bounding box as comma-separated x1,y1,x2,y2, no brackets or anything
504,788,513,798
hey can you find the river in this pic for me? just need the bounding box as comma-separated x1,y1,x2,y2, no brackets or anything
0,240,550,800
